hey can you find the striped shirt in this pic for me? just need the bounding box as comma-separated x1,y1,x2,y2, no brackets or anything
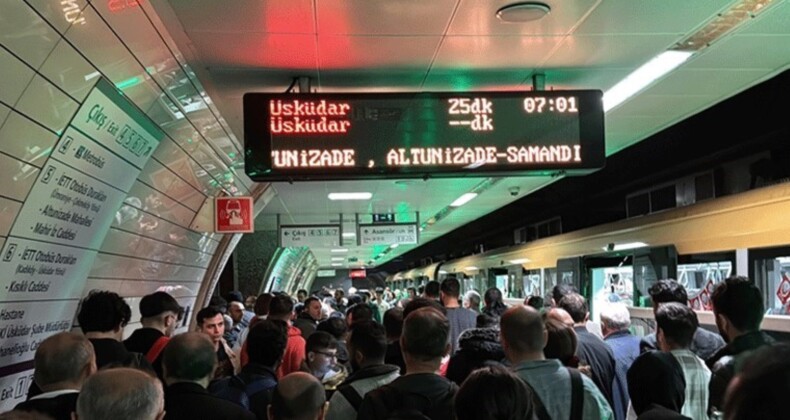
671,349,711,420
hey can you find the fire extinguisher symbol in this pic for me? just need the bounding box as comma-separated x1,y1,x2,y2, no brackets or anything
225,200,243,226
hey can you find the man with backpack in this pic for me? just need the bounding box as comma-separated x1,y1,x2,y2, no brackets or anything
211,320,288,419
357,307,457,420
501,305,613,420
325,321,400,419
124,291,183,379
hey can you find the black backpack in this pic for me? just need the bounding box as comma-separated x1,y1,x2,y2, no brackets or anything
212,373,277,410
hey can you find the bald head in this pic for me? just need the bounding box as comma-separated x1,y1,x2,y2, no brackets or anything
34,332,95,391
269,372,326,420
500,306,546,358
77,368,163,420
163,332,216,384
546,307,575,328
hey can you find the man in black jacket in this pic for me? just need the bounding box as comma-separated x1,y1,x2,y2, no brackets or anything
124,291,183,379
706,276,774,415
78,290,153,372
558,293,616,408
357,307,458,420
162,332,255,420
211,320,288,420
16,333,96,420
641,279,725,361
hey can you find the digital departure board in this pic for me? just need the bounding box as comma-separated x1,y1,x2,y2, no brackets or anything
244,91,605,181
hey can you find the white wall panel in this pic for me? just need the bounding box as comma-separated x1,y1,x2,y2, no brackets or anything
103,228,212,268
126,181,197,228
15,75,79,132
89,253,206,282
38,39,96,101
139,158,206,211
0,111,58,168
0,197,22,237
112,204,219,254
26,0,90,35
0,47,36,106
0,153,39,201
63,6,144,86
0,1,60,69
0,102,9,128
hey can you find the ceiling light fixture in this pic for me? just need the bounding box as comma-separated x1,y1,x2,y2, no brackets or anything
342,232,356,238
509,258,531,265
496,2,551,23
450,192,478,207
390,244,400,249
331,263,342,267
602,242,649,252
465,266,480,271
603,51,693,112
330,248,348,253
331,257,344,261
328,192,372,201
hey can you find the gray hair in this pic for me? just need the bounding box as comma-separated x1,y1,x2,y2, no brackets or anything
600,303,631,331
77,368,163,420
34,332,94,389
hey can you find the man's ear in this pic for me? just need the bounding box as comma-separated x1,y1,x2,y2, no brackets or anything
443,343,451,357
542,329,548,348
318,401,329,419
584,312,590,323
268,404,274,420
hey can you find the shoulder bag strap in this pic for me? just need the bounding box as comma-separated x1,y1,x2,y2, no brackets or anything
145,336,170,363
568,368,584,420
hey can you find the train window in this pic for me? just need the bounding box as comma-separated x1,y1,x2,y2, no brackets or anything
677,261,732,310
752,254,790,315
590,266,634,323
523,270,542,297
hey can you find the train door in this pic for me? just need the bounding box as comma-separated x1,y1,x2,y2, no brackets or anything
558,246,677,323
749,246,790,315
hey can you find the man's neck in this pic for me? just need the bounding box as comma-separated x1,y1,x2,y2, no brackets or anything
443,298,461,309
166,377,210,389
508,351,545,365
140,321,167,335
404,358,441,375
84,331,120,341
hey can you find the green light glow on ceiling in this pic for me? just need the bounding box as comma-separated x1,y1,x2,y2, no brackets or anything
115,76,141,90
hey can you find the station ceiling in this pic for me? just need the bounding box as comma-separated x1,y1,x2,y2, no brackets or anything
154,0,790,269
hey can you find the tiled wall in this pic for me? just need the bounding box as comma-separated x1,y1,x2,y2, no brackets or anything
0,0,260,398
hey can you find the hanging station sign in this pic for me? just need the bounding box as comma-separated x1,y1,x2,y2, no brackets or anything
244,90,605,181
359,223,418,246
279,225,341,248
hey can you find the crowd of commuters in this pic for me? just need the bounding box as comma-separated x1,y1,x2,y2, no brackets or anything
3,276,787,420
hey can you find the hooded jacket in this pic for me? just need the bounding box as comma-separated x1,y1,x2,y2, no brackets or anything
445,327,505,385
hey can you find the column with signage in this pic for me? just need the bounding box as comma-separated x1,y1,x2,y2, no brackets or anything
0,78,163,409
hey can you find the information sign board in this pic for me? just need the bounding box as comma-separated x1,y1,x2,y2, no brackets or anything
280,225,341,248
359,223,418,246
245,91,605,180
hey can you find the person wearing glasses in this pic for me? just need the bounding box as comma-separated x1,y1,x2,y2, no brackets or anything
124,291,184,379
301,331,347,398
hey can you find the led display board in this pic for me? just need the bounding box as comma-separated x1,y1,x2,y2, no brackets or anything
244,91,604,181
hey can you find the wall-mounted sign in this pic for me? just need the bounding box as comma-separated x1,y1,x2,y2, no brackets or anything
0,77,163,411
244,91,605,181
317,269,337,277
280,225,341,248
372,213,396,224
215,196,254,233
349,269,367,279
359,223,418,246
